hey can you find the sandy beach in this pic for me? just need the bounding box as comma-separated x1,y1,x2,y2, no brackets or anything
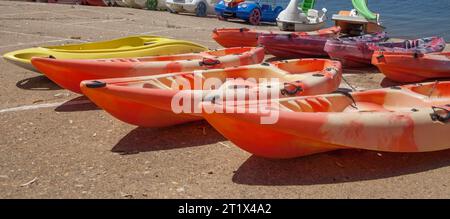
0,1,449,199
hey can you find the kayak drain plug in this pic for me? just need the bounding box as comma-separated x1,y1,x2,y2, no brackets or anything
85,81,106,89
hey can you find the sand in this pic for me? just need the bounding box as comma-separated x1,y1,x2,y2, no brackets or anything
0,1,449,199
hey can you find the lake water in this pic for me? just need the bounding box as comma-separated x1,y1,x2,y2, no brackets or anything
308,0,450,41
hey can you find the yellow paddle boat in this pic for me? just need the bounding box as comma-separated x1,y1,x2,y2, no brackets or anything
3,35,208,72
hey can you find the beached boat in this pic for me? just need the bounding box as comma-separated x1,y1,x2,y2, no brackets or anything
325,36,444,67
31,47,265,93
258,26,358,58
3,36,207,73
277,0,328,32
212,26,341,48
324,32,388,67
81,59,342,127
332,0,385,35
373,52,450,82
215,0,288,25
202,81,450,158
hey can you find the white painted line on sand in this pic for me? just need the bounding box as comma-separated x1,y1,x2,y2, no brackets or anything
0,11,51,17
0,39,77,49
0,99,92,114
65,23,138,35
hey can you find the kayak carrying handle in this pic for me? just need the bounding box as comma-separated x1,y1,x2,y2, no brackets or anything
199,58,220,66
281,81,303,96
430,106,450,123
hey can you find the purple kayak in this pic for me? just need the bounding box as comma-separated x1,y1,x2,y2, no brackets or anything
258,30,343,58
325,35,445,68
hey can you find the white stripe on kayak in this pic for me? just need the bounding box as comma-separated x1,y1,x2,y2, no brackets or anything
0,100,92,114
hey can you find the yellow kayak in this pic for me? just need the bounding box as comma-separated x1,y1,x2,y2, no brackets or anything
3,35,208,72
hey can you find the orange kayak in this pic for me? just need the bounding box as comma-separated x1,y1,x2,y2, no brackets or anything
372,51,450,83
202,81,450,158
81,59,342,127
212,26,341,48
31,47,265,94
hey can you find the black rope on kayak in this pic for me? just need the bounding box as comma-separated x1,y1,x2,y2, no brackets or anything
199,58,220,67
281,81,303,96
332,89,358,109
430,106,450,123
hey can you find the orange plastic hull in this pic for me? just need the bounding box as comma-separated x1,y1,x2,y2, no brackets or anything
373,51,450,82
203,82,450,158
81,59,342,127
212,26,341,48
31,47,265,94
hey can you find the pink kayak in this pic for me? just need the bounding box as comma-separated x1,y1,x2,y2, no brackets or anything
258,29,343,58
325,35,445,68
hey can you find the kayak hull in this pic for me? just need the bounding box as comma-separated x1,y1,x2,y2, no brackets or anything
259,35,330,58
203,82,450,158
31,47,265,93
258,27,342,58
373,51,450,82
81,59,342,127
3,36,207,73
325,36,445,68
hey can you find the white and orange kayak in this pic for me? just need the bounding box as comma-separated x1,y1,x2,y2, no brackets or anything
80,59,342,127
202,81,450,158
31,47,265,94
212,26,341,48
372,51,450,83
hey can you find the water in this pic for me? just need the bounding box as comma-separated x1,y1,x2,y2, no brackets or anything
310,0,450,41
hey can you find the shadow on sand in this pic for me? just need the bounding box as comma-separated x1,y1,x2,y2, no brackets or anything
55,96,99,112
112,121,226,155
232,149,450,185
16,75,62,91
